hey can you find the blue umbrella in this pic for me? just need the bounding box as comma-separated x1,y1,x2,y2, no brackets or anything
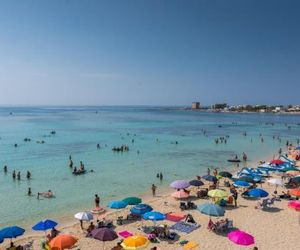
248,188,269,198
296,146,300,150
108,201,127,209
197,203,225,217
130,204,153,215
32,219,58,231
234,180,251,187
0,226,25,239
202,175,217,183
0,235,3,243
143,211,166,221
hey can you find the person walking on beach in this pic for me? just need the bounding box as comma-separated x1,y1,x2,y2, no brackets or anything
151,184,157,197
231,187,238,207
95,194,100,207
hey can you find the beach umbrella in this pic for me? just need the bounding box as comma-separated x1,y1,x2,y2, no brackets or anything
228,230,254,246
248,188,269,198
202,175,217,183
183,241,199,249
123,197,142,205
74,212,93,221
290,189,300,197
234,180,251,187
189,179,204,187
208,189,228,198
108,201,127,209
290,176,300,183
130,204,153,215
0,226,25,239
219,171,232,178
296,146,300,150
143,211,166,221
88,228,118,249
267,178,283,186
170,180,190,189
288,201,300,211
32,219,58,231
238,176,255,184
271,159,284,165
49,234,77,250
171,190,189,199
197,203,225,217
121,235,149,250
286,171,300,176
280,166,299,172
0,235,3,244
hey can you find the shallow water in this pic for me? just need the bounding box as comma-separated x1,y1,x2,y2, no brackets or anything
0,106,299,227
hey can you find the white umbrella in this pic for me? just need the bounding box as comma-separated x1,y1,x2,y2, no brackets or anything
267,178,283,186
74,211,93,221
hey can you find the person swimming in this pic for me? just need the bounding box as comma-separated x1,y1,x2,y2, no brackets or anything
37,190,53,199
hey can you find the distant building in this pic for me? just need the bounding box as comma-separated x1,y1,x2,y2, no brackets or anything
192,102,200,109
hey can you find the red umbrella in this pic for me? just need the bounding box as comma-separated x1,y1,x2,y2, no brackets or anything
270,159,284,165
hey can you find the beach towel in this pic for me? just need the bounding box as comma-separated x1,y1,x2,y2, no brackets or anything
166,212,186,222
183,241,199,249
170,221,200,234
119,230,133,238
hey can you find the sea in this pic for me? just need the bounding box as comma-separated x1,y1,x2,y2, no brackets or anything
0,106,299,227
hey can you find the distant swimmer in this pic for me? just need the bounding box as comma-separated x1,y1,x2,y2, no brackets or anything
137,150,140,154
97,144,100,149
17,171,21,180
37,190,54,199
69,159,73,168
26,171,31,179
132,139,134,143
28,187,32,196
4,165,7,173
14,143,18,147
69,155,72,160
159,172,163,181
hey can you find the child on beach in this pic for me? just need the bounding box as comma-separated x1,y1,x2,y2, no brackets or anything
151,184,157,196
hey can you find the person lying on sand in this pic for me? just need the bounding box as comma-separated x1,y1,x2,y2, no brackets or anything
37,190,54,199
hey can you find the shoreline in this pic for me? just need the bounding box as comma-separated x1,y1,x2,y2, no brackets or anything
3,150,277,247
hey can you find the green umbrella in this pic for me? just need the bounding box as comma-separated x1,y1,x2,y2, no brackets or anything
219,171,232,178
238,176,255,184
122,197,142,205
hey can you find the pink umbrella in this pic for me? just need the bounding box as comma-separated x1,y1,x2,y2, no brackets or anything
288,201,300,211
171,190,189,199
228,230,254,246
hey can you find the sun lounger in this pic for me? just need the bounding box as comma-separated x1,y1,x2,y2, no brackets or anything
170,221,200,234
166,212,186,222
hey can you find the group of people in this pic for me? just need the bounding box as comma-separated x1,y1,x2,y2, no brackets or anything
3,165,32,181
69,156,87,175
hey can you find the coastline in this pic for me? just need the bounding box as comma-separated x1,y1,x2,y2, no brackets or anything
2,151,279,248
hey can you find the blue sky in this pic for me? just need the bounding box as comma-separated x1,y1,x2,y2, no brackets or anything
0,0,299,106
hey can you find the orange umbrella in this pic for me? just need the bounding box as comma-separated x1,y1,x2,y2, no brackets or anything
49,234,77,250
290,189,300,198
286,170,300,176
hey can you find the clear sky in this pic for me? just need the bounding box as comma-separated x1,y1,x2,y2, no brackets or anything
0,0,299,106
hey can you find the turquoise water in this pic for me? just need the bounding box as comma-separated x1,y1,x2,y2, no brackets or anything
0,106,299,227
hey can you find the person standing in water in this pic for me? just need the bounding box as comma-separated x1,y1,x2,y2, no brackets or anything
28,187,32,196
95,194,100,207
26,171,31,179
17,171,21,180
12,170,16,179
151,184,157,197
159,172,163,181
69,159,73,168
4,165,7,173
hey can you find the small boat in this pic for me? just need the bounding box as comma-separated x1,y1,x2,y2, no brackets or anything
227,159,241,163
73,170,87,175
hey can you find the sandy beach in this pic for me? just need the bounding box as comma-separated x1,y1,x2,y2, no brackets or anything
2,154,299,250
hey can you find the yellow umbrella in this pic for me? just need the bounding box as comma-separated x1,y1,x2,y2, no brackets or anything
208,189,228,198
183,241,199,249
121,235,149,250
